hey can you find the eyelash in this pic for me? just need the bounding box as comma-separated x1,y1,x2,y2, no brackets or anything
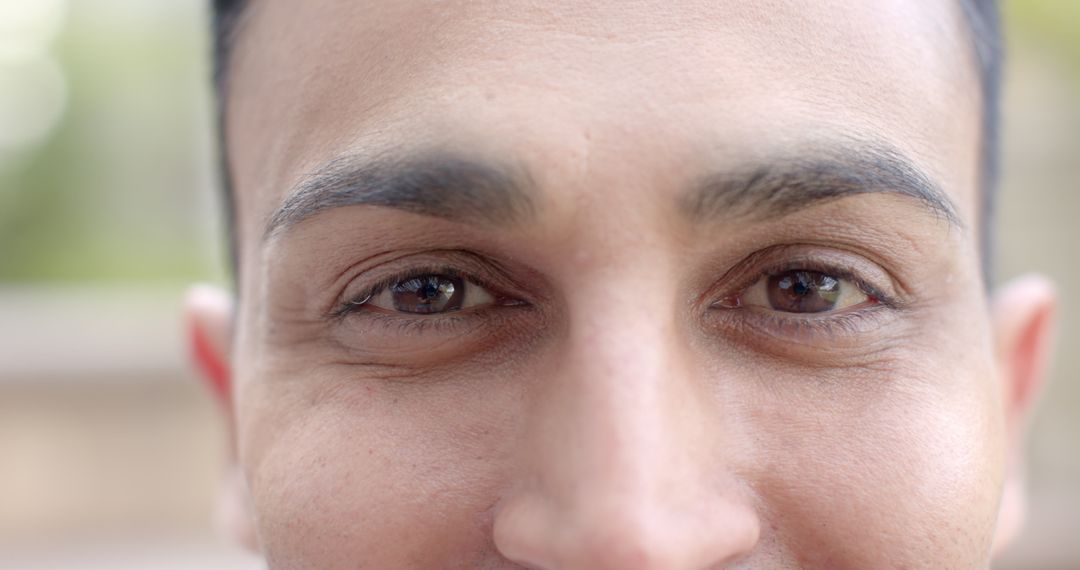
333,265,518,322
706,258,903,340
718,301,894,342
722,259,899,309
333,257,901,340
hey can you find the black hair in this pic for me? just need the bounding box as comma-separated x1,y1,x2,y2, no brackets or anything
210,0,246,278
209,0,1003,284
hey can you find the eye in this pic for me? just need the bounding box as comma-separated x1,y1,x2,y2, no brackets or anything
362,274,495,315
732,270,875,314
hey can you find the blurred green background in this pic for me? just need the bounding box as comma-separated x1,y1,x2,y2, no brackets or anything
0,0,1076,568
0,0,219,283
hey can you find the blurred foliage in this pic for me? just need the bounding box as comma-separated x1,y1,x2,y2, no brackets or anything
0,1,219,284
1007,0,1080,70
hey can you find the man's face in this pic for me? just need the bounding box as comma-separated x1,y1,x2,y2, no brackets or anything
221,0,1007,567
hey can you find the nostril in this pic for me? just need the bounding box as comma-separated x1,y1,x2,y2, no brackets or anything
490,343,762,570
495,488,759,570
562,527,667,569
492,495,559,570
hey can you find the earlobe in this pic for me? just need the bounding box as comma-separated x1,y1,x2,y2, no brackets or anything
989,274,1058,554
184,284,259,552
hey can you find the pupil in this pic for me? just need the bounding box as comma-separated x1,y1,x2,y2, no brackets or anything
766,270,841,313
421,282,440,300
391,275,464,314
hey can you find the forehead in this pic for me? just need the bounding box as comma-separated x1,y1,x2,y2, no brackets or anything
225,0,981,256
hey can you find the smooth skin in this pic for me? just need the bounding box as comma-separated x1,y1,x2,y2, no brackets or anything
187,1,1058,568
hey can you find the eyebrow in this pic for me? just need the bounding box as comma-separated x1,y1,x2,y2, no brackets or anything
681,143,961,228
265,141,960,241
264,151,536,240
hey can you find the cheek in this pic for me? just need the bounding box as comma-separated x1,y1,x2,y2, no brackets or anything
749,357,1006,568
239,373,519,569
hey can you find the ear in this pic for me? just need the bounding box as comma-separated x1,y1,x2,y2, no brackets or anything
989,274,1057,554
184,284,259,552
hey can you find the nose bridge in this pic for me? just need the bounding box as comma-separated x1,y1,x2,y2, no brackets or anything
525,209,701,493
541,257,689,480
563,288,689,496
493,270,760,568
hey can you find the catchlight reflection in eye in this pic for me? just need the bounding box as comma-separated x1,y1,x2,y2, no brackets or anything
734,270,871,314
364,274,495,315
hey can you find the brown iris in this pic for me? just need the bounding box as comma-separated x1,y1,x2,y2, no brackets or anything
766,270,842,313
390,275,465,314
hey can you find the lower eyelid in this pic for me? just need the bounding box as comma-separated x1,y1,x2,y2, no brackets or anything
706,302,896,343
339,298,533,331
346,307,487,335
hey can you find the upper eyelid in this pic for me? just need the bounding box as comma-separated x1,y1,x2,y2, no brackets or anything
335,247,900,319
365,267,467,298
331,249,493,293
760,266,894,308
334,267,511,320
708,248,902,307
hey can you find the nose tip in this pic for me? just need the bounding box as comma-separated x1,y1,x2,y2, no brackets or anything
492,289,760,569
493,484,760,570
